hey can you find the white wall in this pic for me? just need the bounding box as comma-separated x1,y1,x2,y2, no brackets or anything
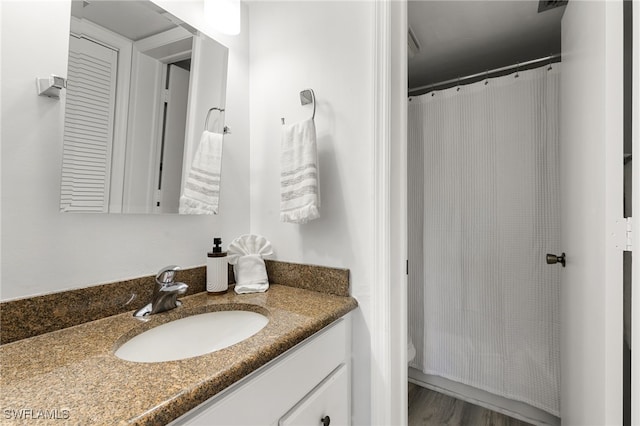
0,1,250,300
2,1,381,422
560,1,624,424
248,2,374,424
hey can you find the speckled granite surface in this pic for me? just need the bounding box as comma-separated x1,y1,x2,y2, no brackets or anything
265,260,350,297
0,267,208,345
0,285,357,425
1,261,350,344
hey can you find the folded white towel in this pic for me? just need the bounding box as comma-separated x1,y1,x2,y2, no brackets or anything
233,255,269,294
280,118,320,224
228,235,274,294
179,131,223,215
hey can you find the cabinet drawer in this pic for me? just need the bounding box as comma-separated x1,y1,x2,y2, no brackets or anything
279,364,349,426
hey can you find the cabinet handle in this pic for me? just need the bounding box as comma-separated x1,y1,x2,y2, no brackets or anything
320,415,330,426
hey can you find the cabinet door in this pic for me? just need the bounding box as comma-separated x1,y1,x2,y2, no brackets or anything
170,318,349,426
279,364,349,426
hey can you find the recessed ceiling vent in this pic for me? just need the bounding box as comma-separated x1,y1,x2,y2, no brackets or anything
538,0,568,13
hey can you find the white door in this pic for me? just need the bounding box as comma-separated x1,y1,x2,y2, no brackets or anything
560,1,625,424
155,64,189,213
61,35,118,213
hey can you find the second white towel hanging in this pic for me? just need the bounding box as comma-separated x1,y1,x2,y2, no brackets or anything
280,117,320,224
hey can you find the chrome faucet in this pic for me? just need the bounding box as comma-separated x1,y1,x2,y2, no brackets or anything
134,265,188,318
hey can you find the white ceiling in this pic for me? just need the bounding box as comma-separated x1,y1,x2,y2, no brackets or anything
408,0,566,91
71,0,178,41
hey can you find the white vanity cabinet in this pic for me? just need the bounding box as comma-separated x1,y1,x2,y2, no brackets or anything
278,364,348,426
170,316,351,426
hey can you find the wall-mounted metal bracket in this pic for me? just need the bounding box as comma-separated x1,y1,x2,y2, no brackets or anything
614,217,633,251
36,75,67,99
299,88,316,120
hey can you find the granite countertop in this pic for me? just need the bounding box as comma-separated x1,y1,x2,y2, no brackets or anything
0,285,357,425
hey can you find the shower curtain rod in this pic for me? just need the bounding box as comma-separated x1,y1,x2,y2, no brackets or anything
408,54,561,97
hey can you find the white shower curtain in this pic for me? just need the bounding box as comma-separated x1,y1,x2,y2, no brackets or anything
408,65,561,416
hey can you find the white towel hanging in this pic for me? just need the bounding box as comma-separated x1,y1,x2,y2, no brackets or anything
280,117,320,224
179,131,223,214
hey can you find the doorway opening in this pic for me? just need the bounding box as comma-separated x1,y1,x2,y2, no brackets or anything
407,2,565,424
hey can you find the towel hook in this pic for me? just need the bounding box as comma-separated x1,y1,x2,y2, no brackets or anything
281,89,316,125
300,88,316,120
205,107,230,134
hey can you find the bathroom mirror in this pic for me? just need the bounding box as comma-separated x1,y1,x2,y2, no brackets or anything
60,0,229,214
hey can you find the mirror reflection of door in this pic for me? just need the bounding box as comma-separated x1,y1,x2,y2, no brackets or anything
60,35,118,213
121,28,193,214
155,63,189,214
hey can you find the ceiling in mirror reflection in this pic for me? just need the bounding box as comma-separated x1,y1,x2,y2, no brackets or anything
71,1,177,40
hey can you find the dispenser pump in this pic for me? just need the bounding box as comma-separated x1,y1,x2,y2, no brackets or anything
209,237,226,257
212,237,223,253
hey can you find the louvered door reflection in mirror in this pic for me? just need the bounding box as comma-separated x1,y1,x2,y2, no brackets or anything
61,35,118,212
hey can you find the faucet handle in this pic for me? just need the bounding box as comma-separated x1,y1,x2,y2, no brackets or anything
156,265,181,284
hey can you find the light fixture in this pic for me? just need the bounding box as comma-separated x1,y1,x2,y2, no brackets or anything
204,0,241,35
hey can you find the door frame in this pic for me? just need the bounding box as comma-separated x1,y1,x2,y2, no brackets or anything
371,0,407,424
632,0,639,423
602,0,625,422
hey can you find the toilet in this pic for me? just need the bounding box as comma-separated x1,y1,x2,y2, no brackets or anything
408,336,416,364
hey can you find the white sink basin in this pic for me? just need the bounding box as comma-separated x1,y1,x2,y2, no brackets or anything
115,310,268,363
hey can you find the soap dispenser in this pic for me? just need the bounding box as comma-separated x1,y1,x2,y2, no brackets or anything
207,237,228,294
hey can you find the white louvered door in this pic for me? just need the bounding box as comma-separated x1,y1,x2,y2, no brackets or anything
60,35,117,212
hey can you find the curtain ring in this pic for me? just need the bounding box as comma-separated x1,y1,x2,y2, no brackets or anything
515,63,520,78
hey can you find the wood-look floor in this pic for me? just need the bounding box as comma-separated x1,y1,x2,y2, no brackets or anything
408,383,533,426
